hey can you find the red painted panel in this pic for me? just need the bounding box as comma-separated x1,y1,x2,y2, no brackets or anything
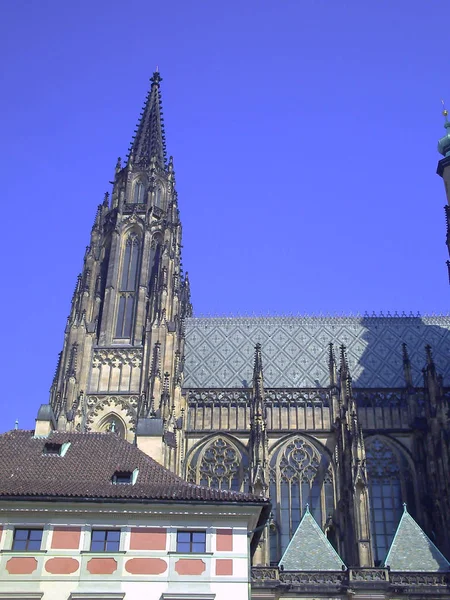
87,557,117,574
51,526,81,550
216,528,233,551
45,557,79,574
129,527,166,550
125,557,167,574
175,558,206,575
216,558,233,575
6,557,38,574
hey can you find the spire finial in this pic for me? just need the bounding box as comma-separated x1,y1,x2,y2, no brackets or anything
442,99,448,124
14,419,18,430
128,73,166,167
328,342,338,387
339,344,349,374
403,502,408,513
305,503,310,514
253,343,264,399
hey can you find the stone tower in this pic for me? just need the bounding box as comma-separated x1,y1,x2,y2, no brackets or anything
46,72,191,469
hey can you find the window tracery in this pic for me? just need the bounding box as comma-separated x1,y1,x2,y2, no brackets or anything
133,181,145,204
115,234,140,338
366,436,415,566
186,437,247,492
269,436,334,562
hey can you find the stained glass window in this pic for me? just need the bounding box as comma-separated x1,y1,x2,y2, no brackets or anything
366,436,415,565
269,436,334,561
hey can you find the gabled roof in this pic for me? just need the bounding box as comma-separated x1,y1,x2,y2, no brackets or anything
384,506,450,572
183,316,450,388
280,507,345,571
0,430,269,505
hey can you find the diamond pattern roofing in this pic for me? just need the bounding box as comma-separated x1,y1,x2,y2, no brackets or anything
384,508,450,572
184,316,450,388
280,508,345,571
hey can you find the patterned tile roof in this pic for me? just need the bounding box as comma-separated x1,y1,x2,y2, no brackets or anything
280,508,345,571
184,316,450,388
384,507,450,572
0,430,269,505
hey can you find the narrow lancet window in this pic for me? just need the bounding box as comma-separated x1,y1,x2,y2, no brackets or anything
133,181,145,204
115,234,140,338
155,185,162,208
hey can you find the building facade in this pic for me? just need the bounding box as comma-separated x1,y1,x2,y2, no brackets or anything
0,428,268,599
41,72,450,577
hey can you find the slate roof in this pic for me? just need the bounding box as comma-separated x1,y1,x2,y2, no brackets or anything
384,507,450,572
0,430,269,505
184,316,450,388
280,508,345,571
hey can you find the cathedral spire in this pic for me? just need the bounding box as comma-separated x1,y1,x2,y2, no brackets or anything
249,344,268,498
128,71,167,169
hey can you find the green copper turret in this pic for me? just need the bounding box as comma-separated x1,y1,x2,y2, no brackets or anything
436,104,450,282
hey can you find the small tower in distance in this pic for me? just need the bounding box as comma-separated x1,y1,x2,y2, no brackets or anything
436,101,450,281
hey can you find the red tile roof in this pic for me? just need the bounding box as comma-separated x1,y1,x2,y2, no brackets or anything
0,430,268,505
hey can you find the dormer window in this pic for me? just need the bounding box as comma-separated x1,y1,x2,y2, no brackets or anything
42,442,70,456
112,469,138,484
133,181,145,204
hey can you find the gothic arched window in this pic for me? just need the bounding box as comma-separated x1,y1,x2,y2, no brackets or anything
133,181,145,204
186,437,248,493
115,234,140,338
366,436,416,566
269,436,334,561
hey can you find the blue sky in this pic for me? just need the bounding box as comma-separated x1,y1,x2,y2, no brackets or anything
1,0,449,430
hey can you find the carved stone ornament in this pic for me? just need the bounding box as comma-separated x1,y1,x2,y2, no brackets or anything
83,394,138,434
92,348,142,368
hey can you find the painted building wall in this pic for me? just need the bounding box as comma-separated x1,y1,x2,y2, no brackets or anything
0,501,260,600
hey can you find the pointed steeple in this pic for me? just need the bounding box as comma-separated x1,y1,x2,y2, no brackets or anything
339,344,353,403
328,342,338,388
384,505,450,572
249,343,268,496
253,342,264,399
280,506,345,571
128,71,167,169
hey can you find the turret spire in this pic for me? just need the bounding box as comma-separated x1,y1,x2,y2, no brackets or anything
128,71,167,168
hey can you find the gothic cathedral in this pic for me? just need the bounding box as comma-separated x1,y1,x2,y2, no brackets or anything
41,72,450,569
